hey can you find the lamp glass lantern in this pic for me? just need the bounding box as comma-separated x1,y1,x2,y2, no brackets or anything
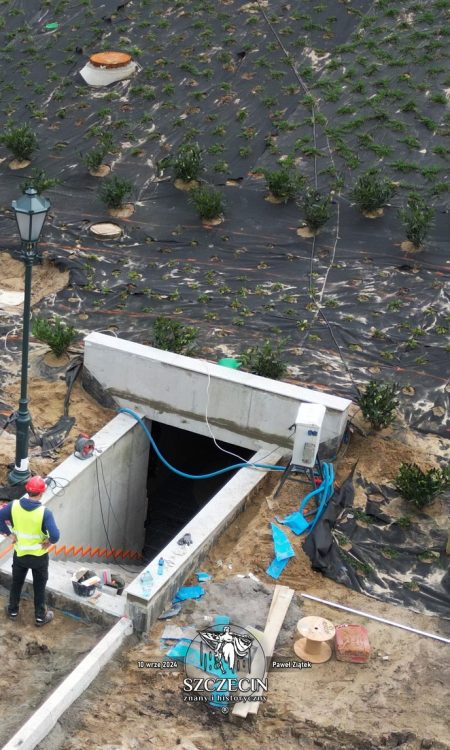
12,187,51,246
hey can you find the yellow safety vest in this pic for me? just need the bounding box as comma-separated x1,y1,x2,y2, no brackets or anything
11,500,48,557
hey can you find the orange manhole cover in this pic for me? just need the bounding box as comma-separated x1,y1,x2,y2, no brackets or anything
89,51,132,69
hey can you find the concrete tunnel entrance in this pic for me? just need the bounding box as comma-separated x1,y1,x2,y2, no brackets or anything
143,421,252,561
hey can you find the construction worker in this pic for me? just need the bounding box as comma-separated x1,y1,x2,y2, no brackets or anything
0,475,60,626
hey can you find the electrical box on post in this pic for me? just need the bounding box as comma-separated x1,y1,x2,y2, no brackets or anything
292,403,326,468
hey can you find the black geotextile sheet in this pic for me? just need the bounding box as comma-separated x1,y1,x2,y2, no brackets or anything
0,0,448,439
303,474,450,619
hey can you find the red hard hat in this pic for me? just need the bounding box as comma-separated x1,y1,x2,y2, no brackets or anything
25,476,46,494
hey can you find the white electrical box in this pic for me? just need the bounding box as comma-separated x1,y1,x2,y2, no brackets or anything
292,403,326,468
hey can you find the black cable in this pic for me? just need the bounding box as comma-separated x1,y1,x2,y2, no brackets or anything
94,458,144,575
45,476,70,496
254,0,361,398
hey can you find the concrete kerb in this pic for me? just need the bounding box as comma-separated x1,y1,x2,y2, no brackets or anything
125,446,286,632
3,616,133,750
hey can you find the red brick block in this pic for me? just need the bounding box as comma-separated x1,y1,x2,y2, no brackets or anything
335,624,370,663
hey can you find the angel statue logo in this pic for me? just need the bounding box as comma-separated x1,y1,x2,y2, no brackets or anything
183,623,268,713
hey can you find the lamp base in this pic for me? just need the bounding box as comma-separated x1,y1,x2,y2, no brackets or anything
8,466,31,486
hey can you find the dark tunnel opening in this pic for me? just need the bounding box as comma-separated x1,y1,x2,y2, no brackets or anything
143,421,253,561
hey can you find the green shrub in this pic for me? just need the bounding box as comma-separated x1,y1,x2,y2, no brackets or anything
152,317,198,355
83,145,108,172
20,168,59,194
356,380,398,429
350,168,395,212
395,463,450,509
31,316,76,357
189,185,223,220
399,193,434,248
173,142,203,181
1,123,38,161
263,167,305,202
239,339,287,379
99,175,133,208
301,188,331,231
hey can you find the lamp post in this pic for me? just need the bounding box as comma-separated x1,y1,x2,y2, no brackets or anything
8,187,50,486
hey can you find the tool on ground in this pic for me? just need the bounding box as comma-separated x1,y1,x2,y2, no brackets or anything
177,533,193,546
74,433,95,460
294,615,336,664
72,568,101,597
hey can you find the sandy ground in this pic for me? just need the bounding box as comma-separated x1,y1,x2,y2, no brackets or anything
0,356,115,486
0,249,114,485
0,587,107,748
0,253,69,310
25,426,448,750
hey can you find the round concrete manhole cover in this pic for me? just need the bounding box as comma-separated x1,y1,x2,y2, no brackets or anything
89,222,123,240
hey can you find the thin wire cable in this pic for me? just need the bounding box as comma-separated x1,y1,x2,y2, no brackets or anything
255,0,362,400
94,459,144,575
203,362,282,467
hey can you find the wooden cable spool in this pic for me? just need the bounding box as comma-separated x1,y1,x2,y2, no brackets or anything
294,615,336,663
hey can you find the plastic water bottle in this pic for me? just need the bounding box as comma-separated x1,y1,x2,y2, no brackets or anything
140,570,153,597
157,557,164,576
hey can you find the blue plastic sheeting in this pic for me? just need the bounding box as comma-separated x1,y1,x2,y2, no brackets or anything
196,571,212,582
271,522,295,560
166,638,191,659
173,585,205,602
266,556,291,579
279,511,310,535
214,614,230,626
266,522,295,579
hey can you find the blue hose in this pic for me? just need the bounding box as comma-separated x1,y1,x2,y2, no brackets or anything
118,407,284,479
299,462,334,533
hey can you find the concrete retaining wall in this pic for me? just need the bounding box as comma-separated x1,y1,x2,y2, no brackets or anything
45,413,149,552
0,413,149,562
84,333,351,457
125,446,285,632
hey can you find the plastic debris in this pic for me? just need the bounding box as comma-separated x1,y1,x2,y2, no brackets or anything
266,523,295,580
278,510,309,535
161,625,185,641
213,615,230,626
173,585,204,602
165,638,191,659
140,570,153,597
196,571,212,582
45,22,59,30
158,603,182,620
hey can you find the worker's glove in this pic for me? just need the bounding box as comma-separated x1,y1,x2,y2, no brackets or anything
177,533,193,546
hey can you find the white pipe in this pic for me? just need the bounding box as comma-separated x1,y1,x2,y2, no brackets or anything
301,593,450,644
3,616,133,750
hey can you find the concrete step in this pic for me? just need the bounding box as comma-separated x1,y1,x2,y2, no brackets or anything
0,555,144,620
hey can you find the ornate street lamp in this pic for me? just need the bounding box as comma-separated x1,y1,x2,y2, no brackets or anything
8,187,50,486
